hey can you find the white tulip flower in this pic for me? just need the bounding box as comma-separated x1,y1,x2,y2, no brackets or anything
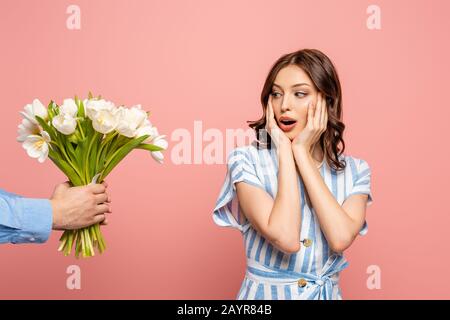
151,151,164,164
22,131,51,163
20,99,48,124
116,105,148,138
135,121,168,163
85,99,116,121
52,113,77,135
91,109,119,134
135,119,156,139
150,134,168,164
17,118,41,142
137,123,167,145
60,98,78,117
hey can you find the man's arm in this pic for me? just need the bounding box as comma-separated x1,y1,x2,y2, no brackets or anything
0,183,111,245
0,190,52,244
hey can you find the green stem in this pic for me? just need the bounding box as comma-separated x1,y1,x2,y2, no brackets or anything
81,228,86,257
85,131,99,183
77,119,86,140
104,131,119,146
86,228,94,257
55,139,84,183
95,223,106,252
101,136,129,177
96,133,115,170
105,134,125,159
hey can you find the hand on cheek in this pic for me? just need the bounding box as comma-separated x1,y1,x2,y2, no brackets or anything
292,93,328,153
265,97,291,148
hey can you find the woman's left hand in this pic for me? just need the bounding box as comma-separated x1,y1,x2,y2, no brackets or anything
292,93,328,153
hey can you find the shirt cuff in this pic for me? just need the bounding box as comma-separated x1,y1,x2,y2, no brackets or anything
13,198,53,244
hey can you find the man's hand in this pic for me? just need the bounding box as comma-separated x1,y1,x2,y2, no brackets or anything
50,182,111,230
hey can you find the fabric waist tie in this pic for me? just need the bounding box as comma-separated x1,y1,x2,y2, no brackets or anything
245,254,349,300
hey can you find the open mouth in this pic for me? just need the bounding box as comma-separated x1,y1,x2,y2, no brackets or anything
280,119,296,125
278,118,297,132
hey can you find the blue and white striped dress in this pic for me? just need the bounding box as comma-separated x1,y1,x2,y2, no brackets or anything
213,141,373,300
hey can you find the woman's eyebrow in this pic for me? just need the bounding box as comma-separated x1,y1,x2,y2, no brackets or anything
291,83,310,88
273,83,310,89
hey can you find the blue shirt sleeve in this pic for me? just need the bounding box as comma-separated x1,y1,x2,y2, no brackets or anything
0,189,52,244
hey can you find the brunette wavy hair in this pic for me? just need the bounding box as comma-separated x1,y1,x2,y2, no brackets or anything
247,48,347,172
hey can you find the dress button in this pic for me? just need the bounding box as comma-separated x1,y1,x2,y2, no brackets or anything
297,278,307,287
302,238,312,247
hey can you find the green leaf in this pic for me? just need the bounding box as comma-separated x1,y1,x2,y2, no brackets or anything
51,100,59,115
136,143,165,152
74,139,84,166
40,116,85,181
48,142,64,160
85,131,101,182
48,153,83,186
47,101,55,121
96,132,115,170
77,97,85,118
84,118,94,139
100,135,149,181
66,139,77,161
35,116,56,141
54,128,72,163
67,132,80,144
103,134,126,164
97,136,112,172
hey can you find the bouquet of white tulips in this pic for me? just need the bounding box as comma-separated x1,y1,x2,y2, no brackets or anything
17,93,168,258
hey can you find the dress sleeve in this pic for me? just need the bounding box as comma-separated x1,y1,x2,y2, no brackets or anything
348,158,373,236
212,147,265,233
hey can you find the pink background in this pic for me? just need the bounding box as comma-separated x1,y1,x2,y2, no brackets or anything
0,0,449,299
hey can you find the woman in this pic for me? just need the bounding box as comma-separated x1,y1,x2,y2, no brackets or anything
213,49,373,300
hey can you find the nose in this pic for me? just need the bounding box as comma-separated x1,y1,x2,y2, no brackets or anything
280,95,292,112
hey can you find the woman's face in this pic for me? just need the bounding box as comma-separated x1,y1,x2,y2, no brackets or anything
270,64,319,141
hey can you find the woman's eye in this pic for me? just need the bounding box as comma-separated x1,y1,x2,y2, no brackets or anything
295,92,307,98
270,92,281,98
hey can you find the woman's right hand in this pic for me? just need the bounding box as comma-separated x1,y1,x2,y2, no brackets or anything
265,96,291,149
